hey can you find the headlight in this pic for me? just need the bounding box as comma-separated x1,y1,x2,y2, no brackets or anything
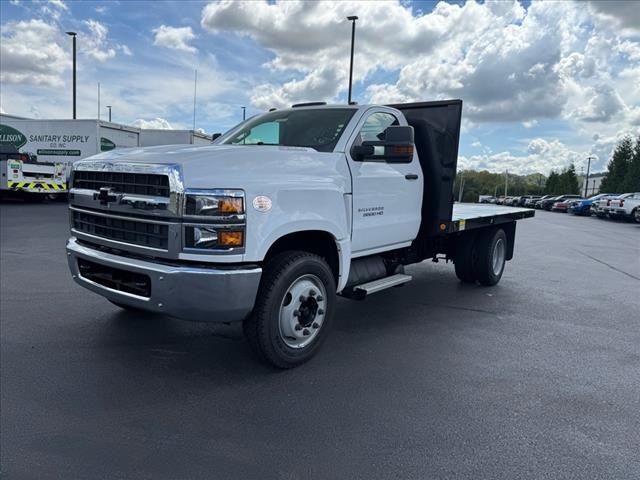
185,226,245,249
183,190,245,251
184,190,244,217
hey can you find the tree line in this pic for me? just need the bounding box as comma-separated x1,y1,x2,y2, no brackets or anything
599,135,640,193
544,164,580,196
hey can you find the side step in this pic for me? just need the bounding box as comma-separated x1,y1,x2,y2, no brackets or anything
350,273,412,299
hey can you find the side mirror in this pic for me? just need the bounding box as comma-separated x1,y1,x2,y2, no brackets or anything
383,126,414,163
350,125,415,163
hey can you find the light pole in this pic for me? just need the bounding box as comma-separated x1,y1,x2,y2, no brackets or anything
106,105,112,122
66,31,77,119
584,155,595,198
346,15,358,105
241,106,246,121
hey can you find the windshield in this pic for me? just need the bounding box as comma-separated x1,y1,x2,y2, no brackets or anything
222,108,356,152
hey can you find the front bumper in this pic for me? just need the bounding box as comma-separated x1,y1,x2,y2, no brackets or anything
66,237,262,322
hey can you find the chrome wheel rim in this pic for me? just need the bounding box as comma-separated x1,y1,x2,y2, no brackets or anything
492,238,506,276
278,274,327,349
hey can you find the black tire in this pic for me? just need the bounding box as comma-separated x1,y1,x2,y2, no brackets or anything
243,251,336,369
454,234,477,283
474,228,507,286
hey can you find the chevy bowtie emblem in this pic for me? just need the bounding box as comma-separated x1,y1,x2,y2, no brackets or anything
94,187,119,205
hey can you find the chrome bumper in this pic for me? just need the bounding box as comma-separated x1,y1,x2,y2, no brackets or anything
66,237,262,322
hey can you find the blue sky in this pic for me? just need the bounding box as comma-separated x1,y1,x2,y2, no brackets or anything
1,0,639,175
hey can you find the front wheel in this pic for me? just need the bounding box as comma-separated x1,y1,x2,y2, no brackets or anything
243,251,336,369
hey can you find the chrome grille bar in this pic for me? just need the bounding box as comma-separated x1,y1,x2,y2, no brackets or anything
73,171,170,197
72,209,169,250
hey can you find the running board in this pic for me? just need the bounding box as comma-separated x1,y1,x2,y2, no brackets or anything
344,274,412,300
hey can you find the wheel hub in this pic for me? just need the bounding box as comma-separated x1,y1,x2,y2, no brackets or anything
297,295,319,327
279,275,327,349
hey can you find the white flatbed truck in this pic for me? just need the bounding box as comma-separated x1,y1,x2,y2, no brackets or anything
66,100,534,367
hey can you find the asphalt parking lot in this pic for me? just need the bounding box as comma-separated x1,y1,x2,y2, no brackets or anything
1,201,639,479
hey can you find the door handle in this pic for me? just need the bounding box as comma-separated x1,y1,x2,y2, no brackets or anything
405,174,419,180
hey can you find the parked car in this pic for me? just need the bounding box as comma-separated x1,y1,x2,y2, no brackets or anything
568,193,612,216
504,196,516,206
495,196,505,205
552,197,582,212
609,193,640,222
540,194,581,211
533,195,556,209
595,193,630,218
521,195,542,207
478,195,496,204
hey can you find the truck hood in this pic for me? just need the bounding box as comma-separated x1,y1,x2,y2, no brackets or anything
75,144,351,193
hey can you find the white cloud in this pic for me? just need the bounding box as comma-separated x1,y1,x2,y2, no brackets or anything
201,1,638,128
573,84,625,122
119,44,132,56
131,118,174,129
0,19,69,87
48,0,68,11
459,138,583,175
153,25,197,53
83,19,116,61
588,0,640,36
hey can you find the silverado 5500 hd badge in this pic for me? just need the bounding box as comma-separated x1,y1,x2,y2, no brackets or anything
358,206,384,217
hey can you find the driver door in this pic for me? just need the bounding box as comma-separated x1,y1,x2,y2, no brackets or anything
347,110,423,255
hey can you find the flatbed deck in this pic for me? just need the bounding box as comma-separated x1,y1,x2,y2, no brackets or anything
448,203,534,233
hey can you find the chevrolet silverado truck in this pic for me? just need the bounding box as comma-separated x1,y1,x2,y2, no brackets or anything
66,100,534,368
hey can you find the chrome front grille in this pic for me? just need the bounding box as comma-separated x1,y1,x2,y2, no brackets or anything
73,171,170,197
72,209,169,250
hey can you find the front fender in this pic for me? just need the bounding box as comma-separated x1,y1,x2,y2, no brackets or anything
245,188,350,262
244,189,352,291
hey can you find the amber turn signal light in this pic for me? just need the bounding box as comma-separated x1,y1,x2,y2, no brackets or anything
218,231,244,247
218,198,244,214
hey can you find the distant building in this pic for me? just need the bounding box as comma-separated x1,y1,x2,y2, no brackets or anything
579,172,606,196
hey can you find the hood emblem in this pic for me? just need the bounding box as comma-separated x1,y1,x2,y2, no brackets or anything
94,187,120,206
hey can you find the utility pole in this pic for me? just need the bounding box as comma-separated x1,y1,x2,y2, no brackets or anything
584,155,595,198
458,173,465,202
106,105,112,122
346,16,358,105
97,82,100,120
66,31,77,119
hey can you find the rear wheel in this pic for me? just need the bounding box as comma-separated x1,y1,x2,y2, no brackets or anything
243,251,336,369
454,234,477,283
634,208,640,223
474,228,507,286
